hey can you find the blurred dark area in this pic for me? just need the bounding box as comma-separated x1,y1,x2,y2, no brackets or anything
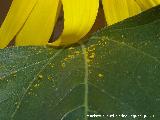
0,0,12,26
0,0,106,43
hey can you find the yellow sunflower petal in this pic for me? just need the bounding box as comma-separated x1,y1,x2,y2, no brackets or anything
102,0,141,25
16,0,60,46
135,0,160,10
48,0,99,47
0,0,38,48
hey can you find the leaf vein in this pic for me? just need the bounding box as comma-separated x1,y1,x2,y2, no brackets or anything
10,49,63,119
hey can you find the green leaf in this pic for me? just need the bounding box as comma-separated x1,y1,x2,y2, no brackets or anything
0,5,160,120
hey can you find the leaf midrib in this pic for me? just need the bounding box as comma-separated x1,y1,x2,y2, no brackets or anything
81,44,89,120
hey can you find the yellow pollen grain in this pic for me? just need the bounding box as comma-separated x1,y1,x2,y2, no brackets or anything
61,63,66,68
68,55,75,59
48,76,53,81
74,51,80,55
38,75,43,79
98,73,104,78
13,74,16,77
89,53,95,59
86,45,96,65
69,47,75,50
34,84,39,88
62,49,81,67
49,63,54,68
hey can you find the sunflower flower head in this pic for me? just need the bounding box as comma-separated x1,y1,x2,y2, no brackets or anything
0,0,160,48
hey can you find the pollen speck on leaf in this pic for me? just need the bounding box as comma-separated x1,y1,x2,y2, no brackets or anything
98,73,104,78
34,84,40,88
38,75,43,79
61,63,66,68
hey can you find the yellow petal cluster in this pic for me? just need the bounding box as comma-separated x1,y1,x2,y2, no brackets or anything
49,0,99,46
16,0,60,46
0,0,159,48
135,0,160,10
102,0,141,25
0,0,38,48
